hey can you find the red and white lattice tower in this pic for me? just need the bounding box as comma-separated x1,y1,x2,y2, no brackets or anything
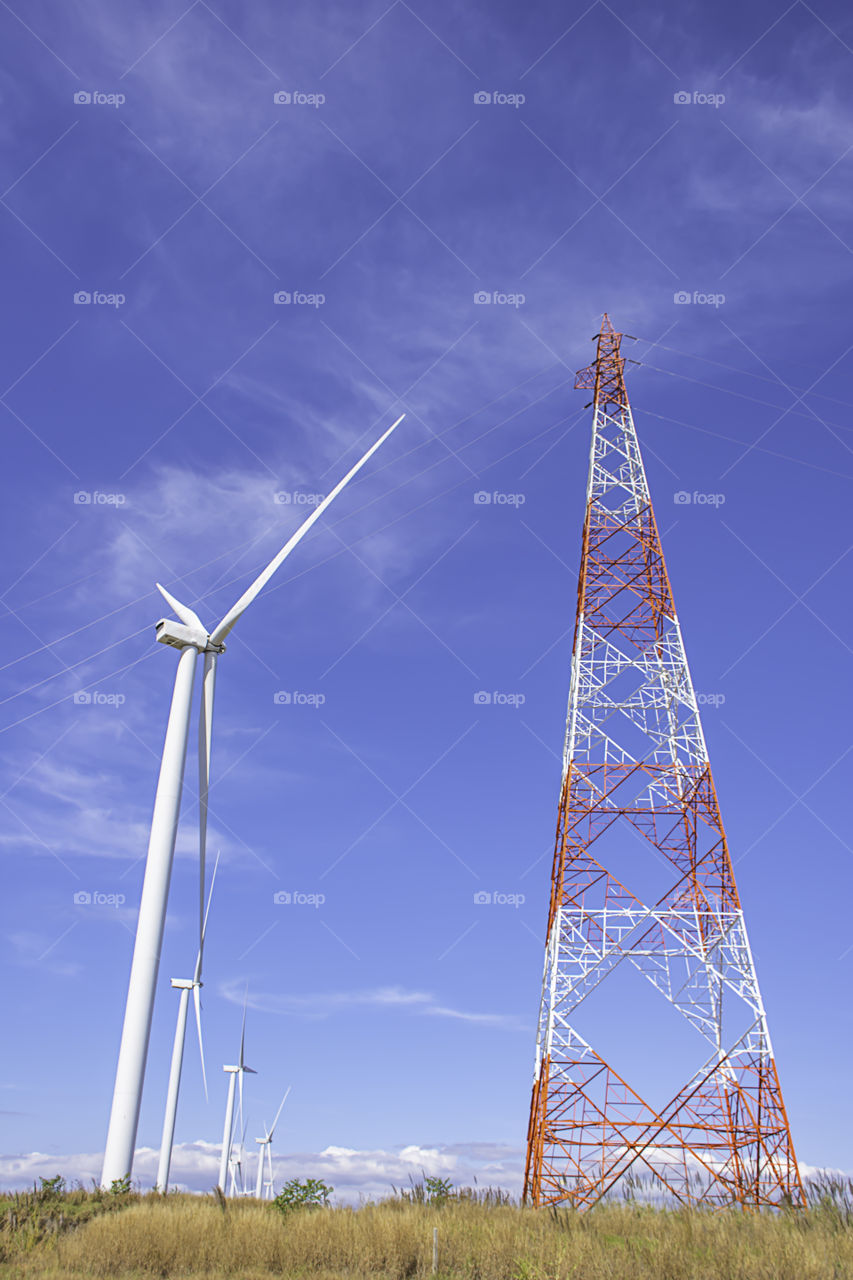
523,316,803,1210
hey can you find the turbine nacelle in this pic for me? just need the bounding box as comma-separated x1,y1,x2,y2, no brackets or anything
155,618,211,651
154,584,225,654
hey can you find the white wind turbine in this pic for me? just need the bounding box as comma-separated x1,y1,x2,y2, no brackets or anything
254,1086,291,1199
100,413,405,1188
218,999,256,1194
155,851,220,1193
229,1120,249,1197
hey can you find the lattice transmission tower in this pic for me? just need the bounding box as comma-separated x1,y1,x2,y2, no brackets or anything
523,316,803,1210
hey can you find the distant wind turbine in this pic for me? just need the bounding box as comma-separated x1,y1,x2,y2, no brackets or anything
218,998,256,1194
254,1086,291,1199
229,1116,250,1197
100,413,405,1188
155,850,220,1193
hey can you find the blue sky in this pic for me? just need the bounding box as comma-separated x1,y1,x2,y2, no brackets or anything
0,0,852,1198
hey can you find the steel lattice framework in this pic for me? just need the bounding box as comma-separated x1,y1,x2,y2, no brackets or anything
523,316,803,1211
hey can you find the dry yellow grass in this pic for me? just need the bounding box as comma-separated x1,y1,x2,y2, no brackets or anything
3,1193,852,1280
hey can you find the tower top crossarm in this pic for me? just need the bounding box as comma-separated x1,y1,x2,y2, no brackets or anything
574,314,629,414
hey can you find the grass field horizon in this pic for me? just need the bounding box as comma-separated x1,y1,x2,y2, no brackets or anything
2,1174,852,1279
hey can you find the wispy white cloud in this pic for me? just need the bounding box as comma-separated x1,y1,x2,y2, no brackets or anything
5,930,83,979
0,752,239,864
220,979,524,1029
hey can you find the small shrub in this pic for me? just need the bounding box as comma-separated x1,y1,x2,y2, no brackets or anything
37,1175,65,1200
426,1176,454,1205
273,1177,334,1214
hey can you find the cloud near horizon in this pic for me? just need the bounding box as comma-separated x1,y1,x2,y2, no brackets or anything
0,1138,524,1201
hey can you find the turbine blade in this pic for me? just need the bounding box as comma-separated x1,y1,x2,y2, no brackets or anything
196,653,218,977
193,982,208,1102
196,848,221,979
238,983,249,1069
269,1086,291,1139
209,413,404,646
156,582,205,631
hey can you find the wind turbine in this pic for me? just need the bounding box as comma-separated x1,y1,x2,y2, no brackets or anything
100,413,405,1188
255,1086,291,1199
229,1116,250,1197
218,999,256,1193
155,851,220,1193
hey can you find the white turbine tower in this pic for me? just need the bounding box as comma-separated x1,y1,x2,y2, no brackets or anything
156,851,220,1193
101,414,405,1188
218,1000,256,1194
254,1086,291,1199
